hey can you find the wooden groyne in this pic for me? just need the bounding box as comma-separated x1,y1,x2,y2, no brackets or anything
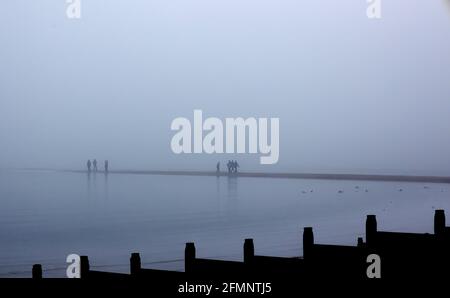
32,210,450,280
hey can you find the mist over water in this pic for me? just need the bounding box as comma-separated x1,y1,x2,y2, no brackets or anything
0,1,450,174
0,170,449,277
1,0,450,279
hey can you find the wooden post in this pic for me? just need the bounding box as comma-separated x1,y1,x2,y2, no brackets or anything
32,264,42,279
357,237,364,247
130,252,141,276
80,256,90,279
303,227,314,260
185,242,196,274
434,209,446,236
244,238,254,264
366,215,377,247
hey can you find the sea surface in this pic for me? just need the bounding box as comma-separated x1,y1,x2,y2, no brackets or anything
0,169,449,277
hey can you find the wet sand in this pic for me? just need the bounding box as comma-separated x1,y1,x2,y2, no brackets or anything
55,169,450,184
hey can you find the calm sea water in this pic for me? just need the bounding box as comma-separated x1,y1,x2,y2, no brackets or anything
0,169,449,277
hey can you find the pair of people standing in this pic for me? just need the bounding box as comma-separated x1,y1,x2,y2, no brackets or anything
87,159,108,173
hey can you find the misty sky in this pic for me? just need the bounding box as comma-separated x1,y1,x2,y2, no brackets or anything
1,0,450,174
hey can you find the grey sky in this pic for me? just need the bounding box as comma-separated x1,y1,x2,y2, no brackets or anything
1,0,450,174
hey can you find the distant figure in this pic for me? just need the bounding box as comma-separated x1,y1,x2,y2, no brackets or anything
216,162,220,173
93,159,98,172
104,160,109,173
227,160,232,174
234,160,239,173
87,160,91,172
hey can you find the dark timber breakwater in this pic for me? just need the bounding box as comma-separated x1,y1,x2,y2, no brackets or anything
54,169,450,184
30,210,450,282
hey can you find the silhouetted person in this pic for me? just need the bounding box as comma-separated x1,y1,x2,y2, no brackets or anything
87,160,92,172
227,160,233,173
216,162,220,173
227,160,232,174
105,160,109,173
234,160,239,173
93,159,98,172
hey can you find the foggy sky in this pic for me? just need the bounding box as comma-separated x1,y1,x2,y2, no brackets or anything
1,0,450,174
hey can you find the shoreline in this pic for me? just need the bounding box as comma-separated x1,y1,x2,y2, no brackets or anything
17,168,450,184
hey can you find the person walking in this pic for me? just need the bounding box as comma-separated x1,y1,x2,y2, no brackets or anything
104,160,109,173
93,159,98,172
87,160,91,172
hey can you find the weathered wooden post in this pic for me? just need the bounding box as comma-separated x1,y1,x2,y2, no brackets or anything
243,238,254,265
32,264,42,279
130,252,141,276
303,227,314,260
434,209,446,236
185,242,196,274
357,237,364,247
80,256,90,279
366,215,377,247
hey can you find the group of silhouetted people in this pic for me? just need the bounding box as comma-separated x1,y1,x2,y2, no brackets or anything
226,160,239,174
215,160,240,174
87,159,108,173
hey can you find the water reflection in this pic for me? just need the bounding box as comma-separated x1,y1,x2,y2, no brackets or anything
104,172,109,200
86,171,92,199
87,171,110,201
226,176,238,214
216,176,221,214
1,171,450,277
